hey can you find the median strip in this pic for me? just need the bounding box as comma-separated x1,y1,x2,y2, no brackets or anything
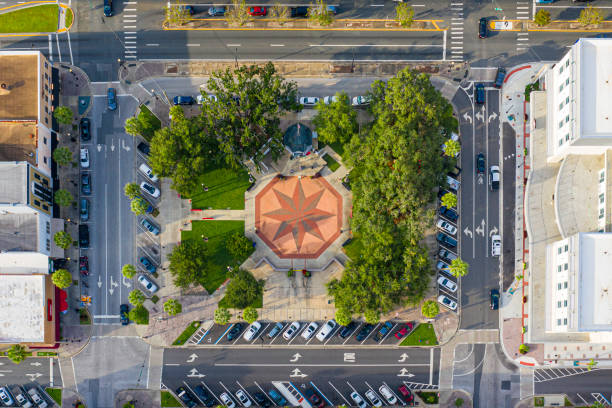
490,19,612,33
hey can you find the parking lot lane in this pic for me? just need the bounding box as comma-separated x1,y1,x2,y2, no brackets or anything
200,381,223,405
327,381,352,405
310,381,334,406
254,381,278,406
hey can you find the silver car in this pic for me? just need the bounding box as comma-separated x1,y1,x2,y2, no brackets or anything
283,321,301,340
137,274,159,294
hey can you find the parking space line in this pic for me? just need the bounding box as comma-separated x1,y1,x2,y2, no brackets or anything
255,381,277,406
429,348,434,384
343,322,362,345
576,393,589,406
360,323,380,344
215,324,234,345
380,323,398,343
251,322,269,344
310,381,333,406
288,322,306,345
232,331,243,346
346,380,358,394
219,381,236,405
236,381,257,405
328,381,351,406
201,381,223,405
305,330,318,346
382,381,405,406
364,381,384,404
183,381,205,406
324,325,340,345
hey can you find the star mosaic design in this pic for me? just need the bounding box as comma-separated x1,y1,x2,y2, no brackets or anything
262,179,335,252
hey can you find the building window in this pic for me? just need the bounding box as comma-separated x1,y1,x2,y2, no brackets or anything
599,208,605,219
42,204,49,211
565,245,568,252
564,282,568,289
558,265,562,272
557,301,562,308
564,318,568,325
43,137,47,145
558,247,562,254
557,319,562,325
45,118,48,124
559,139,564,146
34,199,40,206
45,62,48,69
564,300,568,307
559,66,564,74
45,106,48,113
564,263,568,270
559,121,564,129
46,239,50,251
565,134,569,142
46,222,50,233
44,84,48,92
600,171,605,183
565,115,570,123
34,173,40,180
559,84,564,92
566,78,570,86
600,193,605,204
557,283,562,290
42,178,48,186
559,102,564,111
43,157,47,164
566,60,570,67
44,73,48,80
566,96,570,104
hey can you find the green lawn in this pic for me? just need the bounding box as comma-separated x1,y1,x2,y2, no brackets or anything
161,391,181,407
65,7,74,29
323,140,346,159
218,292,262,309
172,321,201,346
45,388,62,405
399,323,438,346
0,5,59,33
323,153,340,172
182,220,252,293
189,166,251,210
138,104,162,141
343,231,363,261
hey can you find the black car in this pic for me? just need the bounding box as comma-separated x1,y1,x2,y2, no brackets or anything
81,173,91,195
194,385,215,407
291,6,309,17
490,289,500,310
437,232,458,248
439,206,458,222
253,392,271,408
227,323,243,340
338,321,357,338
478,17,488,39
79,224,89,249
173,96,195,105
475,83,485,105
80,118,91,141
176,387,197,408
476,152,485,174
494,67,507,89
120,304,129,325
137,142,150,156
355,323,374,341
304,388,325,408
103,0,113,16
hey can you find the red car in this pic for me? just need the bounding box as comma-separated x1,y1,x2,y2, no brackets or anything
79,256,89,276
394,322,414,339
248,6,267,16
398,385,414,403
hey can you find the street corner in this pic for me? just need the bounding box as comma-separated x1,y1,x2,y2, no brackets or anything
438,389,473,408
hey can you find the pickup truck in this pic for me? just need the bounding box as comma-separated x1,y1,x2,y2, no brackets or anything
491,235,502,257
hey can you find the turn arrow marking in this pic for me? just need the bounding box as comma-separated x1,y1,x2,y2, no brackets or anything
290,353,302,362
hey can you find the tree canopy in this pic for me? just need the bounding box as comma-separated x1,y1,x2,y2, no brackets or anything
222,268,263,309
54,189,73,207
243,307,258,324
54,231,72,249
53,106,73,125
129,305,149,324
7,345,27,364
128,289,146,306
52,269,72,289
122,264,137,279
124,183,140,199
164,299,182,316
52,147,72,166
226,232,253,261
421,300,439,318
168,240,210,289
214,308,231,325
312,91,358,151
448,258,469,278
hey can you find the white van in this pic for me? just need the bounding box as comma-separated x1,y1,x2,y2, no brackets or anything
138,163,158,182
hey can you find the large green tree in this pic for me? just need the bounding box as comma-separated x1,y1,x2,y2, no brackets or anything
164,299,182,316
53,106,73,125
214,308,231,325
122,264,137,279
54,189,73,207
52,147,72,166
52,269,72,289
129,305,149,324
168,240,210,289
201,62,301,170
54,231,72,249
243,307,258,324
128,289,146,306
7,345,27,364
226,232,253,261
222,268,263,309
312,92,358,153
125,108,161,141
124,182,140,199
421,300,439,318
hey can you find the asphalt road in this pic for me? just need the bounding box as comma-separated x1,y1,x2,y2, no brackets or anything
534,368,612,406
81,94,138,324
0,357,61,388
162,347,440,406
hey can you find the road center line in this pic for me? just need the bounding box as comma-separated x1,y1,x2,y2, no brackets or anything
214,363,429,367
227,43,241,47
270,44,285,47
146,44,159,46
309,44,444,48
186,43,200,47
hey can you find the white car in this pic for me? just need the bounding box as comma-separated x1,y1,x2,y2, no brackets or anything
350,391,367,408
492,234,501,257
438,276,458,293
378,385,397,405
352,95,370,106
220,392,236,408
489,165,500,191
138,163,158,183
438,294,458,311
243,321,262,341
323,95,338,104
447,175,461,192
365,390,383,407
137,274,159,293
140,181,160,198
0,387,14,406
235,390,252,407
27,389,47,408
283,321,301,340
299,96,319,106
15,391,32,408
197,94,217,104
316,319,336,341
301,321,319,339
437,219,457,236
80,148,90,168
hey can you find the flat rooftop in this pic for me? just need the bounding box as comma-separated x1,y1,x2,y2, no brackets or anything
579,39,612,138
0,213,38,252
0,53,38,120
0,121,37,165
0,274,45,343
0,162,27,204
578,233,612,331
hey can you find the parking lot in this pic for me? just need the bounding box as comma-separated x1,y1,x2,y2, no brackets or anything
0,384,54,408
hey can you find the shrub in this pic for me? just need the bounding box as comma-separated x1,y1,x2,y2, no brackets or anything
129,305,149,324
243,307,258,324
214,308,231,325
421,300,439,318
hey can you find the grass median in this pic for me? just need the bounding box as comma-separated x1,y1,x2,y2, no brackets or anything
399,323,438,346
0,5,59,33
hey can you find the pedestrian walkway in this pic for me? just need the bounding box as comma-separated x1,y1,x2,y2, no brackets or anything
448,1,464,61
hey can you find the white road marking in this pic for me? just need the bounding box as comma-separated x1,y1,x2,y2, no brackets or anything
254,381,276,406
146,44,160,46
186,43,200,47
429,348,434,384
214,363,429,367
309,44,444,48
227,43,241,46
49,358,53,387
270,44,285,47
328,381,351,405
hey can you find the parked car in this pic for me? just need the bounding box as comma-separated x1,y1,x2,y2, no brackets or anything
107,87,117,110
227,323,244,341
378,385,397,405
437,219,457,236
398,385,414,403
491,234,502,256
248,6,267,16
438,188,456,203
439,248,458,263
316,319,336,341
173,96,195,105
283,321,301,340
120,304,129,325
79,224,90,248
253,392,271,408
475,83,485,104
80,148,90,168
235,390,252,407
137,274,158,293
355,323,374,341
268,390,287,406
490,289,500,310
438,294,458,311
304,388,325,408
477,152,485,174
394,322,414,339
327,5,338,14
448,165,462,178
140,181,160,198
439,206,458,222
478,17,488,38
80,117,91,141
14,390,32,408
140,218,160,235
290,6,309,17
137,141,150,156
300,96,319,106
81,173,91,195
138,163,158,182
208,6,226,16
438,276,458,293
243,321,262,341
0,387,14,406
267,322,284,339
80,198,89,221
302,321,319,339
339,321,357,338
323,95,338,104
139,256,157,274
373,321,393,342
79,256,89,275
447,175,460,192
437,232,458,248
494,67,507,88
220,392,236,408
350,392,367,408
104,0,113,17
27,389,47,408
352,95,370,106
365,390,383,407
194,386,216,407
197,94,217,104
489,165,500,190
436,260,450,273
